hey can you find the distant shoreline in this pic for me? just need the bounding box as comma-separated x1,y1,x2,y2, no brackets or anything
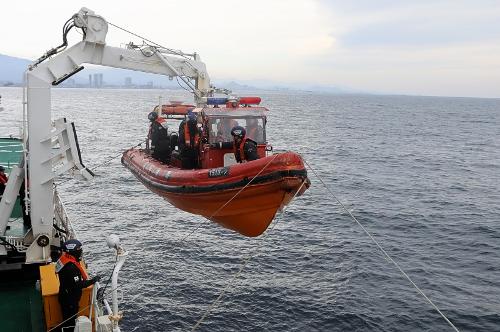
0,85,499,100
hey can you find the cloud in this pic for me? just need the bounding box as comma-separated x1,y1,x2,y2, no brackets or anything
1,0,499,97
303,1,500,97
338,4,500,48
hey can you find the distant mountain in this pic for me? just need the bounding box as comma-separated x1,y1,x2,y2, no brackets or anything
214,79,355,94
0,53,181,88
0,54,352,93
0,54,31,84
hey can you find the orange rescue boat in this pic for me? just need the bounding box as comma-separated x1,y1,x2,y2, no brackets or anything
122,97,310,237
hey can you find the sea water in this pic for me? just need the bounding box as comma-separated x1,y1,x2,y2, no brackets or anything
0,87,499,331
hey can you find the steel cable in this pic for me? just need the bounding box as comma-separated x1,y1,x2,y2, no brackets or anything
304,160,460,332
191,179,307,331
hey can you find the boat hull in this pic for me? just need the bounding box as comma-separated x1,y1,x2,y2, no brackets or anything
122,149,309,236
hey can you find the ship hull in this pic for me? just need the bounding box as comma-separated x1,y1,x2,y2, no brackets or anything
122,149,309,236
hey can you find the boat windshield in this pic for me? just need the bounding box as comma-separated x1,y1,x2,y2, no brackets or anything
207,116,266,144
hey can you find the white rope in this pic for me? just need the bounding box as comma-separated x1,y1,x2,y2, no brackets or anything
57,139,145,187
137,153,285,304
304,160,460,332
191,179,307,331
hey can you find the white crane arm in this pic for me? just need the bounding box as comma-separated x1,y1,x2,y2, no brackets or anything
25,7,211,263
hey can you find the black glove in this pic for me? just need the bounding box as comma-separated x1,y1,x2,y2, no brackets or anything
91,275,101,284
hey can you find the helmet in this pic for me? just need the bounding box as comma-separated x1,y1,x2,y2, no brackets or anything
231,126,246,138
63,239,83,260
0,166,4,172
187,111,196,122
148,112,158,122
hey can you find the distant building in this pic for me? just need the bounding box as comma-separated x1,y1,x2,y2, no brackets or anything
92,73,103,88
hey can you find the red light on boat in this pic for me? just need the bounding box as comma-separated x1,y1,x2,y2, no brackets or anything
239,97,261,105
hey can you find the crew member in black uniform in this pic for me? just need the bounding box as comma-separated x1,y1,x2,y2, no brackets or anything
148,111,171,163
56,239,100,331
211,126,259,163
178,111,200,169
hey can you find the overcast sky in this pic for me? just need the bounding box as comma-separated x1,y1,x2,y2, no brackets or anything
1,1,499,98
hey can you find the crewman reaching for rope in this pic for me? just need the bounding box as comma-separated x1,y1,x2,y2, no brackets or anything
56,239,100,331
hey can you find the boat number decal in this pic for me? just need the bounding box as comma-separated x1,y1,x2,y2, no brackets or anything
164,171,172,180
208,167,230,178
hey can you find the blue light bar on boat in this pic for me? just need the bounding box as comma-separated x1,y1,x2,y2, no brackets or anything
206,97,228,105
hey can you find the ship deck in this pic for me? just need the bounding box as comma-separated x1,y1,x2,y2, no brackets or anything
0,137,45,331
0,278,44,331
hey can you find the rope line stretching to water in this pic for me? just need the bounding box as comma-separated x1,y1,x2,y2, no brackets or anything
178,153,281,243
191,179,307,331
304,160,460,332
136,153,283,303
57,140,144,187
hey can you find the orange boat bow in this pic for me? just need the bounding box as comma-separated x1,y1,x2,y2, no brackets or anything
122,149,310,236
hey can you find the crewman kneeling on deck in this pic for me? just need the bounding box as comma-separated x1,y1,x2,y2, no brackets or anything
56,239,100,331
179,111,200,169
148,111,171,163
211,126,259,163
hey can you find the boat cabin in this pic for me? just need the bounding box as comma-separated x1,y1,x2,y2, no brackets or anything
200,107,268,168
156,97,269,169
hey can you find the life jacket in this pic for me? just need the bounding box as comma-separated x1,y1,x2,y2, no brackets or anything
183,122,200,149
234,137,250,163
0,172,7,185
156,117,167,127
55,252,88,280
